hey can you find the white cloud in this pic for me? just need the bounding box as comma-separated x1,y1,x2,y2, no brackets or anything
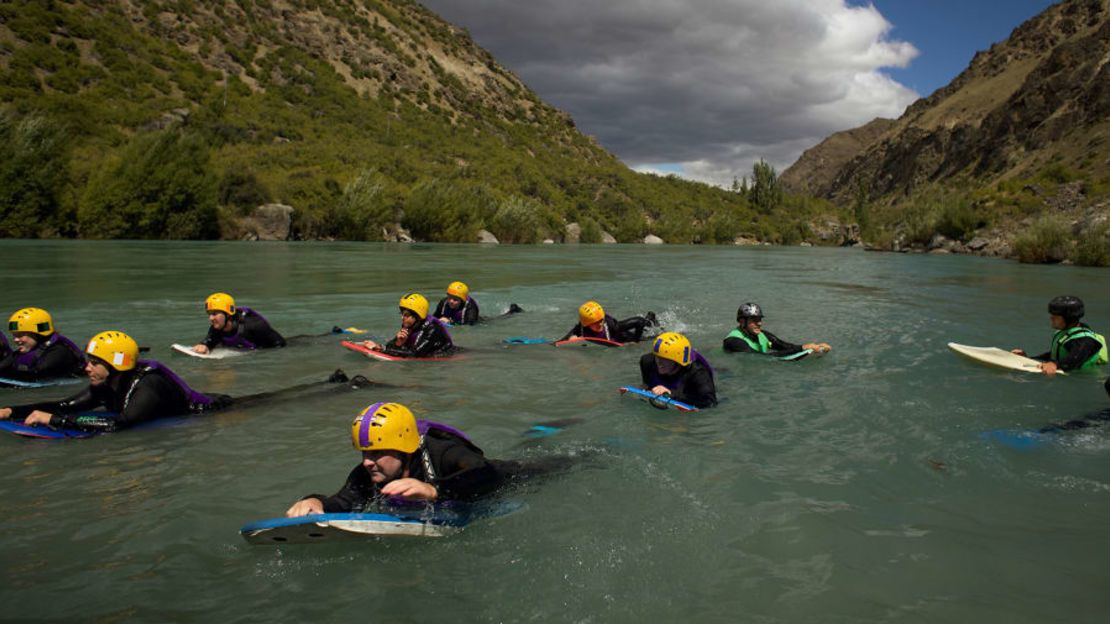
423,0,920,187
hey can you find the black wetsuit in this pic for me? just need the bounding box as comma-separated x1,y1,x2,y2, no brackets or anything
723,328,806,357
308,428,516,511
1030,323,1102,372
203,309,286,350
381,318,454,358
0,334,10,360
0,334,85,381
560,314,656,343
638,352,718,408
434,297,480,326
5,363,228,432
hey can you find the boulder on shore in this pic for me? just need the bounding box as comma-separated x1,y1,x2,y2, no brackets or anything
477,229,499,244
240,203,293,241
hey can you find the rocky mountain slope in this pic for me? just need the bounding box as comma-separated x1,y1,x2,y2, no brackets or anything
782,0,1109,264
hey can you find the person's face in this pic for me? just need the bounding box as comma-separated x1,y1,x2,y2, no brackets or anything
361,450,406,484
401,311,419,328
587,320,604,333
12,333,39,352
744,317,763,334
85,359,111,386
655,355,680,375
446,296,463,310
208,310,229,331
1049,314,1068,330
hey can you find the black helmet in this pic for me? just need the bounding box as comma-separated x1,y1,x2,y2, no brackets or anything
1047,295,1084,321
737,302,763,321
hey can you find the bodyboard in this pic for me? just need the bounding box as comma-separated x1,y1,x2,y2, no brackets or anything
503,337,549,345
240,501,524,545
777,349,813,362
340,340,455,362
618,385,699,412
947,342,1063,375
554,336,627,348
171,344,247,360
0,376,83,389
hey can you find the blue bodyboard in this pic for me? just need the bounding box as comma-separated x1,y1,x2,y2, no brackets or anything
0,376,83,389
240,501,524,544
979,429,1047,450
0,419,96,439
618,386,699,412
503,337,549,345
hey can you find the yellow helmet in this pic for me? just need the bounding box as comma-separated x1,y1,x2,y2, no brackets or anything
446,281,469,300
86,330,139,372
351,402,421,454
653,331,692,366
399,292,429,320
205,292,236,316
8,308,54,336
578,301,605,326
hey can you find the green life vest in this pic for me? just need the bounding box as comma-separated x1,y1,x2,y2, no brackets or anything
1050,326,1109,370
726,328,771,353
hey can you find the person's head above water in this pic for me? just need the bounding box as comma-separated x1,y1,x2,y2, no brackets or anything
1048,295,1084,327
350,401,420,484
446,281,469,309
653,331,693,375
399,293,429,325
84,330,139,385
579,301,605,329
8,307,55,352
205,293,236,331
736,302,765,335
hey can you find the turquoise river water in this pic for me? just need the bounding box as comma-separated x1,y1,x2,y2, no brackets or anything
1,240,1108,623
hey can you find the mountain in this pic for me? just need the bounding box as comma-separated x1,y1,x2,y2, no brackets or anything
0,0,835,245
781,0,1109,265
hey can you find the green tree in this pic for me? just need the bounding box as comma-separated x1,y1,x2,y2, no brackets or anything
488,195,542,244
402,178,498,242
749,159,783,215
0,111,70,237
325,169,397,240
79,130,219,239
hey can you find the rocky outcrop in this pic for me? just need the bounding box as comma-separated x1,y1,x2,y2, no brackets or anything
239,203,293,241
781,118,895,197
809,220,861,246
564,222,582,243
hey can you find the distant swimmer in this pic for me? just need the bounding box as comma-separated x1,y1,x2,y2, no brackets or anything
1011,295,1107,376
0,330,230,432
0,308,85,382
192,292,286,354
360,293,455,358
286,402,554,516
434,281,481,325
638,332,717,408
723,303,831,356
559,301,659,343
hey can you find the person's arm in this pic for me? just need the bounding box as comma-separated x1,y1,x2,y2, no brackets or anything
673,367,717,408
308,465,376,513
763,331,804,357
6,386,100,421
1056,337,1101,372
56,374,188,432
462,301,480,325
433,298,448,320
723,336,755,353
242,315,286,348
202,326,221,349
428,439,502,500
615,316,649,342
558,324,583,342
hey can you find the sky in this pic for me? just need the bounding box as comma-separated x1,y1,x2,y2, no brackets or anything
421,0,1058,187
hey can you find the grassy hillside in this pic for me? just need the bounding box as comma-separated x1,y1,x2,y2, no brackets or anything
0,0,841,244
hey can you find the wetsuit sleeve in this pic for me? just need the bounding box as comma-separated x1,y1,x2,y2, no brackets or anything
615,317,650,342
639,353,655,387
8,386,100,420
462,301,480,325
308,465,376,513
202,326,222,349
55,374,190,432
433,298,448,318
241,314,286,348
763,331,804,357
675,366,717,408
1055,337,1101,371
723,335,755,353
558,324,584,342
426,436,503,500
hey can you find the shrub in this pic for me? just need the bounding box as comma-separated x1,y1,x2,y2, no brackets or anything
487,195,541,244
326,169,397,240
0,111,69,237
78,130,219,239
219,169,272,215
579,217,603,243
402,178,497,242
1012,217,1071,264
1073,221,1110,267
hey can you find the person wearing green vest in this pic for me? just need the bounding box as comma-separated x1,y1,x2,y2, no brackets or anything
1011,295,1107,376
722,303,831,357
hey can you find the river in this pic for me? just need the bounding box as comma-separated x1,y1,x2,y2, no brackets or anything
1,240,1108,622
